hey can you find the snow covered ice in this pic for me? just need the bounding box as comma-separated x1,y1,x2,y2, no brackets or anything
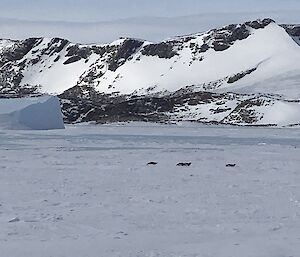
0,96,65,130
0,123,300,257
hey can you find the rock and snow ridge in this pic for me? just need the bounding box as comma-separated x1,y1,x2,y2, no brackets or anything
0,18,300,126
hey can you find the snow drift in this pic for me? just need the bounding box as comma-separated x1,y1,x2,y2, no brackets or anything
0,96,65,130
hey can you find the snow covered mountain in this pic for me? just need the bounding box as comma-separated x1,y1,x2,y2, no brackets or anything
1,18,300,126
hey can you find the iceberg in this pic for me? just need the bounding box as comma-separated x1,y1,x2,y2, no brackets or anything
0,95,65,130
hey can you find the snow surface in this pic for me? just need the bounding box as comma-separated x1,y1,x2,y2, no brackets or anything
0,96,65,130
256,101,300,126
1,123,300,257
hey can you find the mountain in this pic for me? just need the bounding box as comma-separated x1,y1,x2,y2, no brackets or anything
1,18,300,126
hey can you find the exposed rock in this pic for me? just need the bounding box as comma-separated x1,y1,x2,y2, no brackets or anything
282,24,300,37
281,24,300,45
227,68,257,84
245,18,275,29
65,45,91,59
0,38,42,66
59,85,290,126
142,42,179,59
63,56,82,65
202,18,274,52
108,39,144,71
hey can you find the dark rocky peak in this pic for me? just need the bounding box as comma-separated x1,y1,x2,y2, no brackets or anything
204,24,250,51
138,18,276,59
108,38,144,71
65,44,91,58
203,18,275,52
141,41,180,59
281,24,300,45
282,24,300,37
62,38,144,66
245,18,275,29
63,44,92,65
0,38,43,66
40,37,70,56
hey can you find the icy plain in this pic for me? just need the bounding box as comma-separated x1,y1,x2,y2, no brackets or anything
0,123,300,257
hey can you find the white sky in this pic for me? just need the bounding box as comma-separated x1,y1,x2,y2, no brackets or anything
0,0,299,43
0,0,299,22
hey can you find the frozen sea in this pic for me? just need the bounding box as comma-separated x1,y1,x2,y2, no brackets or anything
1,123,300,257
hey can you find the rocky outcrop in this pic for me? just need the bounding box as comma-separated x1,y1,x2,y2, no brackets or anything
203,18,274,52
108,39,144,71
141,42,179,59
227,68,257,84
59,87,298,126
281,24,300,45
281,24,300,37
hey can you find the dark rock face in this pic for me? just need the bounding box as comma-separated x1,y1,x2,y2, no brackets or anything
142,42,179,59
281,24,300,45
245,18,275,29
201,18,275,52
65,45,91,59
59,87,203,123
227,68,257,84
223,97,270,124
63,56,82,65
40,38,70,57
59,84,275,126
283,25,300,37
64,45,91,64
60,93,173,124
199,44,210,53
108,39,144,71
208,24,250,51
0,38,42,66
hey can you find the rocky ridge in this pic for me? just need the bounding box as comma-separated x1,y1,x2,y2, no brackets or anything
0,18,300,126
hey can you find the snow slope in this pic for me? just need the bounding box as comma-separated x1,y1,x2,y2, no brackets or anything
95,23,300,97
215,24,300,96
0,96,65,130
